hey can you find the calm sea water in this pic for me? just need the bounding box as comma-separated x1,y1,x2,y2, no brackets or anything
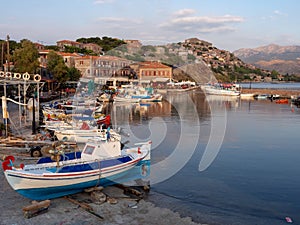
240,82,300,89
110,89,300,225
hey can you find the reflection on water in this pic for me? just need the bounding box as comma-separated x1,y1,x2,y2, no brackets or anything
107,90,300,225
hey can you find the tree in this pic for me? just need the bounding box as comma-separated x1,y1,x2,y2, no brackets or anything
76,36,125,52
47,51,68,83
271,70,279,79
12,39,39,73
67,67,81,81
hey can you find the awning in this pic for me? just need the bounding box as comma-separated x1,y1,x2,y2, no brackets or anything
152,77,170,82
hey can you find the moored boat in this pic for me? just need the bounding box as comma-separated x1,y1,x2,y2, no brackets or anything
54,126,121,143
254,94,269,99
240,93,255,99
275,99,289,104
2,139,151,200
201,83,241,96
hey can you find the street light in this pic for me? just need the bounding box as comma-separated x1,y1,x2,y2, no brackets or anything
32,91,37,135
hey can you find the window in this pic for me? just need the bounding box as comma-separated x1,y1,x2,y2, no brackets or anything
83,145,95,155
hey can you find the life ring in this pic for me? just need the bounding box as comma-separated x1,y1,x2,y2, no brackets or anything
2,155,15,171
0,71,5,77
5,72,12,78
13,73,22,79
22,72,30,80
34,74,41,82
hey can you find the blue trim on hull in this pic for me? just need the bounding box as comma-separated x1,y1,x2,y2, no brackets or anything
16,159,150,200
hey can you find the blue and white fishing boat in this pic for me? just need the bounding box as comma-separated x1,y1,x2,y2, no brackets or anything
116,84,163,102
2,139,151,200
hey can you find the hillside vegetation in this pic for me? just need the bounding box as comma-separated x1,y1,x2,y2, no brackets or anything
234,44,300,76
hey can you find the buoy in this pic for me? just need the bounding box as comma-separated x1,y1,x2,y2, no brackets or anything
13,73,22,79
2,155,15,171
5,72,12,79
34,74,41,82
22,72,30,80
285,217,293,223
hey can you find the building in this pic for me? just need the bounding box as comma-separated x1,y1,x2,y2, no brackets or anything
56,40,83,51
132,61,172,82
34,42,45,51
83,43,102,55
74,55,132,84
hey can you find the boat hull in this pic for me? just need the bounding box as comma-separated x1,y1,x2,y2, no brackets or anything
201,85,240,96
4,158,146,200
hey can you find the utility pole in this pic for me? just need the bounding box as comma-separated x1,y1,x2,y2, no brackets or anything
6,34,10,72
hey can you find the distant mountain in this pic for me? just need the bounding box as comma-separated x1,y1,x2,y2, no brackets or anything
233,44,300,75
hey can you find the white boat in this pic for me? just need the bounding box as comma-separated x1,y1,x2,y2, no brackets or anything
54,127,121,143
116,84,163,102
240,93,255,99
139,94,163,102
201,83,241,96
254,94,269,99
2,139,151,200
114,95,141,103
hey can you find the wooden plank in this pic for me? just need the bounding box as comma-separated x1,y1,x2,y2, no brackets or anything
22,200,51,219
64,196,104,219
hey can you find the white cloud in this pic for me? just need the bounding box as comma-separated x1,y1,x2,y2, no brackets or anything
273,10,287,17
93,0,114,4
96,17,143,24
173,9,196,17
160,14,244,33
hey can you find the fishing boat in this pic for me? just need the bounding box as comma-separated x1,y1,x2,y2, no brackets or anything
2,139,151,200
201,83,241,96
54,126,121,143
116,84,163,102
275,99,289,104
254,94,269,99
113,94,141,103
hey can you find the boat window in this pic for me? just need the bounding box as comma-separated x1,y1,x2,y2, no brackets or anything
83,145,95,155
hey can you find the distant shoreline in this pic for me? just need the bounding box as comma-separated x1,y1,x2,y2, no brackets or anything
241,88,300,98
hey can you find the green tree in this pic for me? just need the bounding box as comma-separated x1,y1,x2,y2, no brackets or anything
47,51,69,83
45,45,59,51
76,36,125,52
12,39,39,73
67,67,81,81
271,70,279,79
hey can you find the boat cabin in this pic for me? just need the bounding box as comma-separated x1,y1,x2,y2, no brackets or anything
81,140,121,161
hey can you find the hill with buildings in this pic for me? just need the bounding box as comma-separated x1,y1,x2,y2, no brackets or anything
107,38,274,83
1,37,283,84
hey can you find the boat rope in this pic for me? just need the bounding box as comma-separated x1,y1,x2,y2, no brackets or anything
95,160,101,187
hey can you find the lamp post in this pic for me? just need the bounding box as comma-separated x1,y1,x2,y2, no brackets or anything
6,35,10,72
32,93,36,134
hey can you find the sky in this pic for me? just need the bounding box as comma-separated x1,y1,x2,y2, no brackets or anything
0,0,299,51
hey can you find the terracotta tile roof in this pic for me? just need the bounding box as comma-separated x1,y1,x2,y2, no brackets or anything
139,61,171,69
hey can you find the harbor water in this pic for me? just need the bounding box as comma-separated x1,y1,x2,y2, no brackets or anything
110,89,300,225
